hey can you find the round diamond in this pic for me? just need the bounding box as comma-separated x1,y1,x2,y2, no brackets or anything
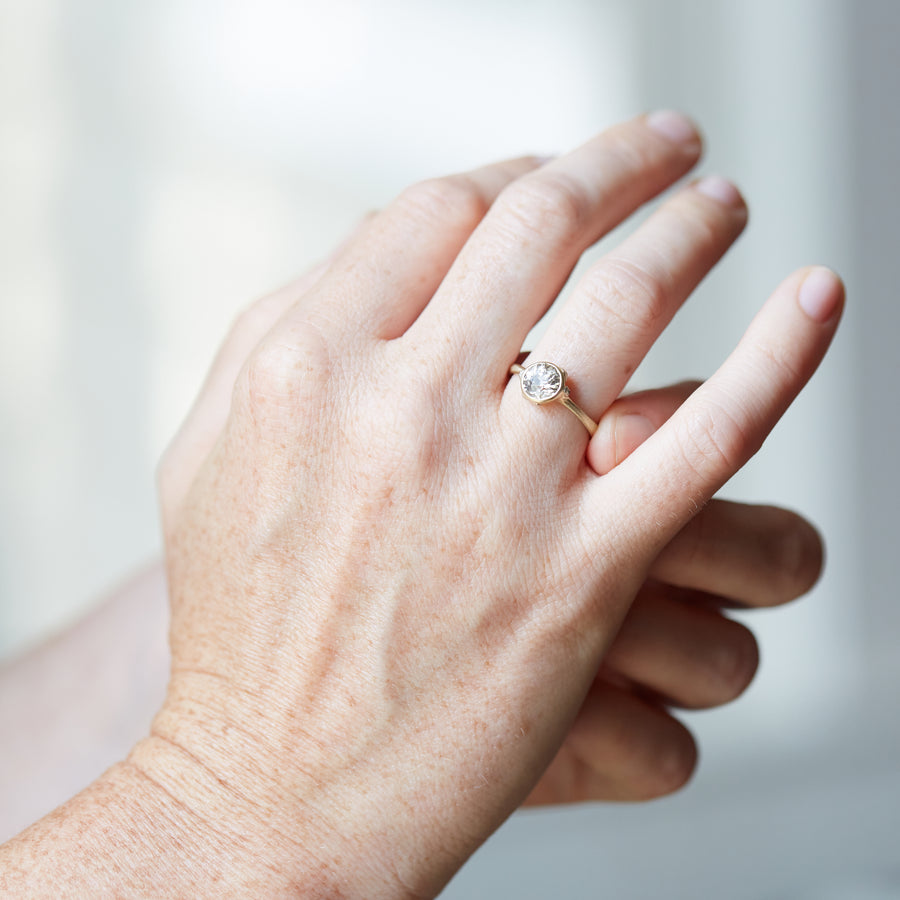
521,362,563,402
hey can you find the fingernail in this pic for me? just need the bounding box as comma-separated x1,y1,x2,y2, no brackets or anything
694,175,745,209
614,413,656,464
798,267,844,323
646,109,701,148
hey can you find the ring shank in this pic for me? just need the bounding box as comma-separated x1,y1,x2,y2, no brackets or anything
561,394,598,436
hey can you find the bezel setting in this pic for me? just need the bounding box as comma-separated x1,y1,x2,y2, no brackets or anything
519,361,566,404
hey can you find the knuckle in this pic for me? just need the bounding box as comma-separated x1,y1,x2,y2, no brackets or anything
582,256,670,336
237,338,314,415
497,171,590,243
593,128,644,170
674,396,758,483
349,350,445,487
757,340,805,387
365,387,437,480
397,175,490,230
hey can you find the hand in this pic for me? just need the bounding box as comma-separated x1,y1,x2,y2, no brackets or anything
161,289,823,811
141,113,841,896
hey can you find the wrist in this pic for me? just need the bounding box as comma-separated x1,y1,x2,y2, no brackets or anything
0,744,347,899
140,689,429,899
125,735,348,897
1,759,231,898
148,669,497,899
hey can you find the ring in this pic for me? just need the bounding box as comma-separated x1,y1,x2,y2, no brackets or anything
510,361,598,436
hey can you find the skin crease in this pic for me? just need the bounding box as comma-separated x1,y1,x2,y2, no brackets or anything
0,113,842,898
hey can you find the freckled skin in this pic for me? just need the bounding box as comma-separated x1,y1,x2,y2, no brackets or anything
0,115,841,898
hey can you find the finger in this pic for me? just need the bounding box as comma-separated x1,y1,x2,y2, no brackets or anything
589,386,823,607
602,583,759,709
287,156,545,341
524,680,697,804
588,380,700,475
649,502,824,607
408,111,703,372
523,176,747,443
159,156,541,511
586,266,844,562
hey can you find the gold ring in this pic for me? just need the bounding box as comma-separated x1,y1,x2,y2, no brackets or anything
510,361,597,436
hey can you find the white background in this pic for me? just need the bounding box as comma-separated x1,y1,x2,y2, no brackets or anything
1,0,898,895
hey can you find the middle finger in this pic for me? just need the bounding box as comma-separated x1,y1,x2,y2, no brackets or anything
527,174,748,432
405,112,703,373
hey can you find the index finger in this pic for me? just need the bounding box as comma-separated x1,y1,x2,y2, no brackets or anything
584,266,844,563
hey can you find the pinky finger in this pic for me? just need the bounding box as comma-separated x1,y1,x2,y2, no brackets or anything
586,266,843,562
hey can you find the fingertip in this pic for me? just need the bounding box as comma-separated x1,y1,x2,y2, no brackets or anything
645,109,703,155
651,720,698,799
797,266,845,324
693,174,746,211
713,621,760,703
782,513,826,599
615,708,699,802
809,519,826,590
744,506,825,605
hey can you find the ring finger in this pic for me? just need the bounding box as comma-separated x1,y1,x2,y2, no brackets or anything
520,176,747,443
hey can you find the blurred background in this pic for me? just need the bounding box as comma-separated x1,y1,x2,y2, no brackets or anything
1,0,898,895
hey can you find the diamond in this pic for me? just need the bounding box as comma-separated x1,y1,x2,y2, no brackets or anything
521,362,564,403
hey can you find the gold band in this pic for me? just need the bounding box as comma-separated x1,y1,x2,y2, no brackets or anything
510,362,598,436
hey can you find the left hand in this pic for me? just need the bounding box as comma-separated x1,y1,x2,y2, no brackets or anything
160,260,822,809
0,116,843,900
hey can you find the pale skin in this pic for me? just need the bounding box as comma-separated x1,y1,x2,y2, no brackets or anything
0,112,842,897
0,396,819,838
